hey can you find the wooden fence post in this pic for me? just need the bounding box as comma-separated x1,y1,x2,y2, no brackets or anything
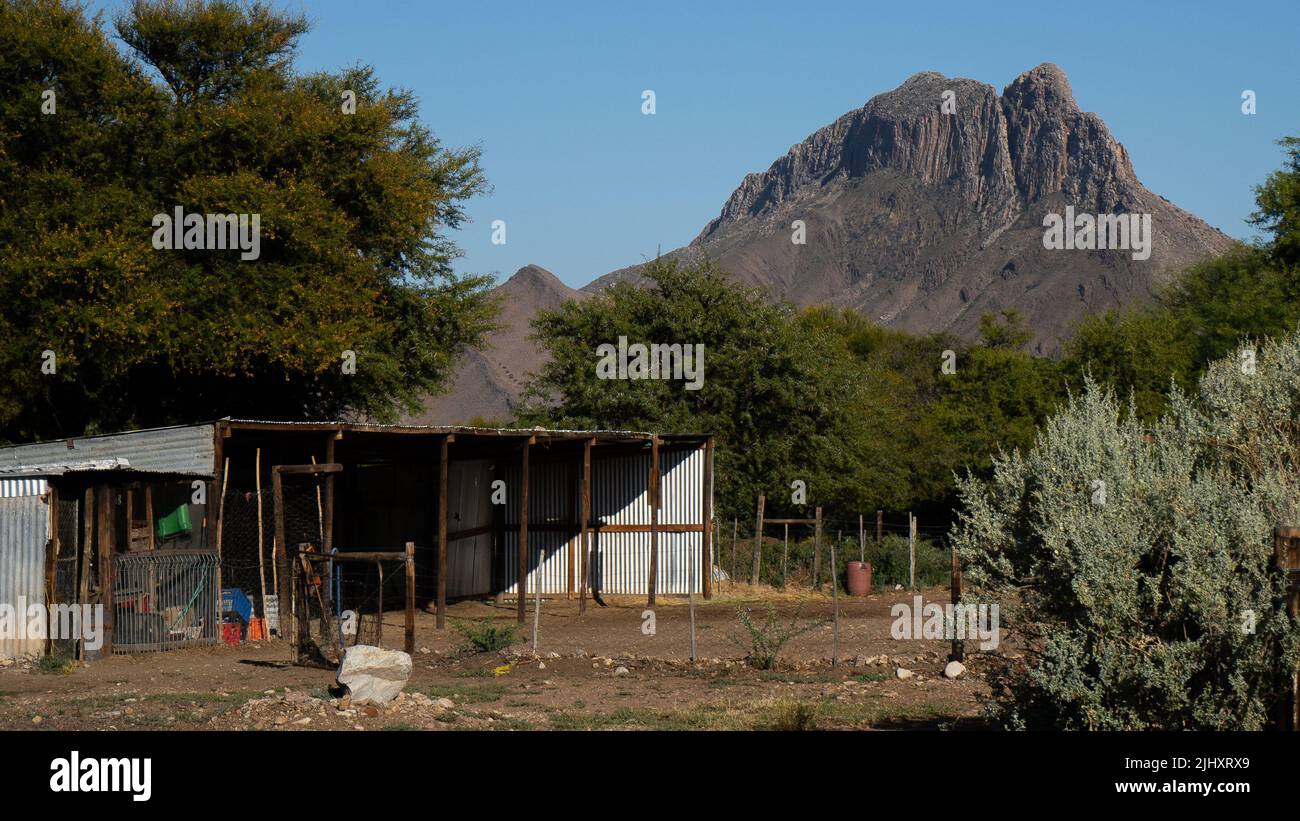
950,545,964,663
908,513,916,591
750,495,765,586
813,507,823,591
1276,527,1300,730
405,542,416,655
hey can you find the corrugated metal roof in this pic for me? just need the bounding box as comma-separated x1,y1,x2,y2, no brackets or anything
0,423,216,478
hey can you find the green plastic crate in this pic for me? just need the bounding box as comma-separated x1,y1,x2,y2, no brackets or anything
157,504,192,539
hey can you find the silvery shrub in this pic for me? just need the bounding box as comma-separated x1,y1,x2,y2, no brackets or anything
952,330,1300,729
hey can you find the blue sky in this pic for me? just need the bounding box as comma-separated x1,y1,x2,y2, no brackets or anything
91,0,1300,289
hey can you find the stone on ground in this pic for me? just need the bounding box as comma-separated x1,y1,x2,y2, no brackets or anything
336,645,412,705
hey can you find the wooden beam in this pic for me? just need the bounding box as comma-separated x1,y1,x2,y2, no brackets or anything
647,436,660,606
579,437,592,615
274,462,343,475
518,437,532,623
763,518,817,525
436,434,449,629
701,438,713,599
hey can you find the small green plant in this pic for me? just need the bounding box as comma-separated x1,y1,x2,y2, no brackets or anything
768,700,819,731
36,654,76,675
729,605,824,670
451,618,518,654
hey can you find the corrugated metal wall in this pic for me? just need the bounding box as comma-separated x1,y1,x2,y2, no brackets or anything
0,478,47,498
0,493,49,658
500,444,707,596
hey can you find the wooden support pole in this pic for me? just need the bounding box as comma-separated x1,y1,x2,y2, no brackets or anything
909,512,917,591
96,485,115,656
436,434,450,629
950,544,964,663
273,467,291,637
255,448,267,616
78,487,93,660
405,542,416,655
1276,527,1300,730
579,438,592,615
647,436,660,607
144,485,155,550
701,438,713,599
750,494,765,586
876,510,883,547
859,514,865,563
216,457,228,601
731,518,737,589
323,435,336,552
518,438,531,624
813,507,823,591
782,523,788,587
830,533,839,667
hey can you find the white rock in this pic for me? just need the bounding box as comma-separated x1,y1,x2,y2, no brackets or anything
614,666,630,676
336,645,413,706
944,661,966,679
895,667,913,680
434,697,455,710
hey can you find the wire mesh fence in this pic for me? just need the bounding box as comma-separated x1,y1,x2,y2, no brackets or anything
113,550,219,653
292,549,412,668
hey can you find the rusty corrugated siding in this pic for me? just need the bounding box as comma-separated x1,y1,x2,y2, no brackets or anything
0,494,49,658
0,423,216,477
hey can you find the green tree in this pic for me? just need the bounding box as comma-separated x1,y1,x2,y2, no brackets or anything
0,0,495,441
518,258,868,524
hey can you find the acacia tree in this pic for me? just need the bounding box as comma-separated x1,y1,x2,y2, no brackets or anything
953,334,1300,729
0,0,495,440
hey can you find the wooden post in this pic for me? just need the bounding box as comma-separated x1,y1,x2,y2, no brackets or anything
517,438,531,624
144,484,155,550
830,534,839,667
876,510,883,547
647,436,660,607
96,485,115,656
405,542,416,655
1275,527,1300,730
750,495,765,586
215,456,228,602
701,439,713,599
436,434,450,629
324,434,336,552
950,544,964,663
730,518,737,589
78,487,94,660
813,507,823,591
859,514,865,563
272,466,290,637
255,448,267,616
908,513,916,591
782,523,789,587
579,438,592,615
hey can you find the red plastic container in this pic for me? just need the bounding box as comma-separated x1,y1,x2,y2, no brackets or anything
846,561,872,596
221,623,242,645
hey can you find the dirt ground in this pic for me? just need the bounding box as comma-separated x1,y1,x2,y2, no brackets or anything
0,586,997,731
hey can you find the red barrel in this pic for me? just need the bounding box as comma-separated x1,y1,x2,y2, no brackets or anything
846,561,872,596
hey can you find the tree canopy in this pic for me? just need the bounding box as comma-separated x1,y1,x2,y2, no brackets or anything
0,0,495,441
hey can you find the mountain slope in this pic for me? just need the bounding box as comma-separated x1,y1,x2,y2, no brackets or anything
403,265,584,424
586,64,1232,352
